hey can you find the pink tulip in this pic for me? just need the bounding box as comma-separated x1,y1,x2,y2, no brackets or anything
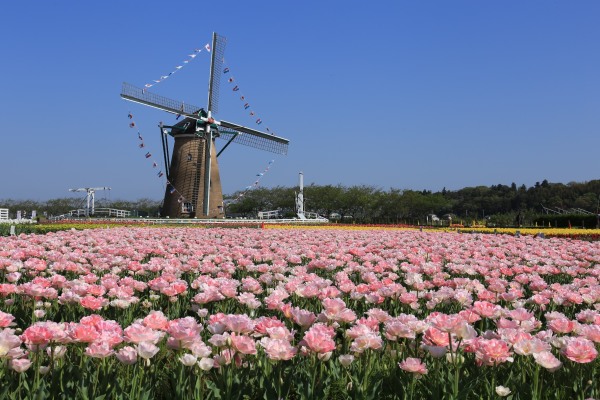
80,295,107,311
223,314,255,334
512,338,550,356
533,351,562,371
349,333,383,353
548,318,577,334
253,316,287,336
473,338,513,366
230,333,257,355
142,310,169,331
579,325,600,343
399,357,428,375
69,324,100,343
124,323,163,344
290,307,317,328
179,353,198,366
0,329,22,357
423,327,450,347
0,311,15,328
472,301,502,319
561,338,598,363
21,324,53,350
115,346,138,365
338,354,354,367
9,358,32,373
302,324,336,354
198,357,215,370
85,342,114,358
167,317,202,345
136,342,160,360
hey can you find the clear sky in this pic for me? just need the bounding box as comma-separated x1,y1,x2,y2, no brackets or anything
1,1,598,201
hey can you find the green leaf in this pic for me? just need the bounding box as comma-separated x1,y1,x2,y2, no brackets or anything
205,380,222,400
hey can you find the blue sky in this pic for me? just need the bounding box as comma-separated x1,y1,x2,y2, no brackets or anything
1,1,598,201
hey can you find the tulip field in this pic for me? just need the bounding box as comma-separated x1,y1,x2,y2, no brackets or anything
0,226,599,399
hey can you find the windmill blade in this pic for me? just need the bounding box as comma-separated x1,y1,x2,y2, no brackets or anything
207,33,227,116
217,120,289,155
121,82,205,120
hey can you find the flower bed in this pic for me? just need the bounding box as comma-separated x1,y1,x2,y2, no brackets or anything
0,227,598,399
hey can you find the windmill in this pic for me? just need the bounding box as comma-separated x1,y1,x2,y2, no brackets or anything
68,187,111,217
121,33,289,219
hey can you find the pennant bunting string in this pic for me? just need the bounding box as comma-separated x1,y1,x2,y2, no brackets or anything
221,60,278,136
228,159,276,205
143,44,209,90
126,112,188,205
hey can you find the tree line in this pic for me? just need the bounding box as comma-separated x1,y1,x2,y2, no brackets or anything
225,179,600,226
1,179,599,226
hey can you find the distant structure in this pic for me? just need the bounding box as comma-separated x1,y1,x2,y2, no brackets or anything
0,208,8,220
295,172,306,219
69,187,111,217
294,172,327,221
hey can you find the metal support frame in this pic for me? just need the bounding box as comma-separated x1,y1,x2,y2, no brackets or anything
216,131,239,157
159,122,171,179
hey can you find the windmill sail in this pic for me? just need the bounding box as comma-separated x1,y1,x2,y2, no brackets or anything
121,82,203,118
207,33,227,115
121,82,289,155
218,122,288,155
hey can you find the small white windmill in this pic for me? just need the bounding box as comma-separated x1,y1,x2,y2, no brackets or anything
69,187,111,217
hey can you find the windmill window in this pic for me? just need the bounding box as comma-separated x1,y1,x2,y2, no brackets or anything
187,153,193,161
182,202,194,213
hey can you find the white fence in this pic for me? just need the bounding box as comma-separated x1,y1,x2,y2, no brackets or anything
258,210,281,219
0,209,8,220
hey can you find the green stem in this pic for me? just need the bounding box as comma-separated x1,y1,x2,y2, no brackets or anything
33,349,41,395
91,360,100,398
532,364,540,400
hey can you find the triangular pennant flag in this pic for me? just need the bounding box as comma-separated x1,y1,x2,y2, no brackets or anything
205,43,211,52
